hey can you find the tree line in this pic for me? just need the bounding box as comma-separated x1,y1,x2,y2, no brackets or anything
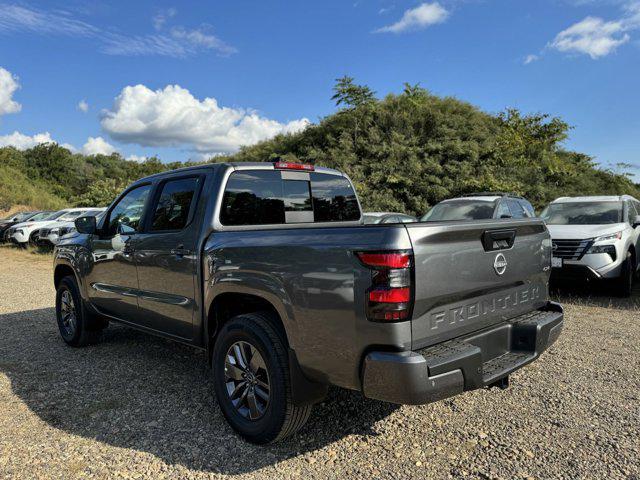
1,77,637,215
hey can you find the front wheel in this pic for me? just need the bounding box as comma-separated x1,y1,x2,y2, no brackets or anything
56,276,106,347
212,312,312,444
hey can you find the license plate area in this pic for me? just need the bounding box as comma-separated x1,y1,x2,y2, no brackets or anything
551,257,563,268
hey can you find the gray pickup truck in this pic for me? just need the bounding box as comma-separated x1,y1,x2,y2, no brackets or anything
53,161,563,443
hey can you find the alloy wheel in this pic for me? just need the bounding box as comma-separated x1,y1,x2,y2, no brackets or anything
60,289,77,337
224,341,270,420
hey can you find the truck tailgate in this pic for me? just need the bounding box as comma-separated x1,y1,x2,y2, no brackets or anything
405,219,551,350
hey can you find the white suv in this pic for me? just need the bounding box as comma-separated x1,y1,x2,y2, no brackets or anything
38,208,105,246
10,208,94,246
541,195,640,296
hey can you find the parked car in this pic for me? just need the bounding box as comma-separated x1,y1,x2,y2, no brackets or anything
0,211,40,240
38,208,106,246
362,212,417,224
54,161,563,444
10,208,92,246
541,195,640,296
421,193,536,222
3,211,55,243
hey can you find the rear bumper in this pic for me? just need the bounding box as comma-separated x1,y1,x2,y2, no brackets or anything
361,302,563,405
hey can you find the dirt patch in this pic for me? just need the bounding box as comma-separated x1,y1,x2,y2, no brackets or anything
0,250,638,479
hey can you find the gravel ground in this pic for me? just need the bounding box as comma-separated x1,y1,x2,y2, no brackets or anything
0,247,638,479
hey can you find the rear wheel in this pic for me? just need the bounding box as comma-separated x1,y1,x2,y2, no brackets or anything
55,276,107,346
617,251,635,298
212,312,312,444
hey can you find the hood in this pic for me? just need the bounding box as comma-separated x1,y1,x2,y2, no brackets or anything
546,223,625,240
12,219,59,229
44,220,74,229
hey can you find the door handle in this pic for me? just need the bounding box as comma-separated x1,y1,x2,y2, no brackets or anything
171,245,192,257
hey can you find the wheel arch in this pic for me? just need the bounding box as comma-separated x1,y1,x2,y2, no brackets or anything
206,292,287,349
54,262,77,289
205,291,327,407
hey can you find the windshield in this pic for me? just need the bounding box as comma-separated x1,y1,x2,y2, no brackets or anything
541,202,623,225
26,212,53,222
58,211,87,222
47,211,69,221
14,212,35,222
421,200,497,222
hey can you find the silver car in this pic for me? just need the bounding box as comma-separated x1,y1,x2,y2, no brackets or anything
542,195,640,296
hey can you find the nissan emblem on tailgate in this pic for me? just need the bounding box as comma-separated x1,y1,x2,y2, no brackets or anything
494,253,508,275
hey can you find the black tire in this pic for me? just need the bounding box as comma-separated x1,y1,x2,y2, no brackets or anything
618,251,635,298
55,276,107,347
29,230,39,246
212,312,312,444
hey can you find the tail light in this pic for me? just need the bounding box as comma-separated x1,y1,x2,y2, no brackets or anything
274,161,314,171
356,250,414,322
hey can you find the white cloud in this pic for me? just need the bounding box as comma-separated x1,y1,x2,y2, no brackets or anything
0,4,235,58
82,136,116,155
153,8,176,31
524,54,540,64
550,16,630,58
102,27,236,58
0,66,21,116
0,130,78,151
126,154,147,163
0,4,97,37
544,2,640,60
375,2,449,34
77,99,89,113
0,131,53,149
101,84,310,154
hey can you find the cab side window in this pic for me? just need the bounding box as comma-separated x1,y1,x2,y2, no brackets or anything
106,185,152,236
150,177,200,231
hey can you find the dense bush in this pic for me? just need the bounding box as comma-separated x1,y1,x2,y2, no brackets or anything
228,78,639,214
1,78,637,214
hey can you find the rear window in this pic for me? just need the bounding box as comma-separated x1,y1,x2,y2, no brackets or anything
541,202,623,225
220,170,360,226
310,173,360,222
421,200,497,222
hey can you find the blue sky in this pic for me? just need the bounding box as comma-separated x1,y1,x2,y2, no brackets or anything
0,0,638,171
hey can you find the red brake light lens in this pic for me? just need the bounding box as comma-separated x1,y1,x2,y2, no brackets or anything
369,287,411,303
356,252,411,269
357,250,414,322
274,161,314,171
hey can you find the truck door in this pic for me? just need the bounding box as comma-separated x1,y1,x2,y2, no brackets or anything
133,175,203,339
86,184,152,321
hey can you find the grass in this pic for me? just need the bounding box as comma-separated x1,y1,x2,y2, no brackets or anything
0,243,53,262
0,163,66,213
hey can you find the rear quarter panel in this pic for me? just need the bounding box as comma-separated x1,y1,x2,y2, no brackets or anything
203,225,413,390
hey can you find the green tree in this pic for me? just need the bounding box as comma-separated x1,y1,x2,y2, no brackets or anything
331,76,376,109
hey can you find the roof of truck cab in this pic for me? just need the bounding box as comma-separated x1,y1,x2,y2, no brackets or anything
552,195,638,203
134,162,343,183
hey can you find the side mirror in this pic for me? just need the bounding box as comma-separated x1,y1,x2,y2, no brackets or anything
75,215,97,234
634,215,640,228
